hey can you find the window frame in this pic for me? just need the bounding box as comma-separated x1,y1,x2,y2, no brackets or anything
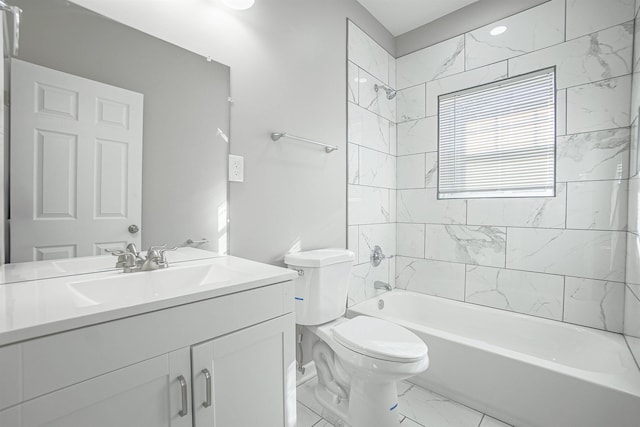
436,66,557,200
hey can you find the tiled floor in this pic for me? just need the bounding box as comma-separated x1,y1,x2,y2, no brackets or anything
296,377,512,427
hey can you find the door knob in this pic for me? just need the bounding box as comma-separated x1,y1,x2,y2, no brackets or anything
128,224,140,234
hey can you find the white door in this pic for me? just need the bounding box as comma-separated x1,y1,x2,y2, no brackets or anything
191,314,296,427
16,349,192,427
10,59,143,262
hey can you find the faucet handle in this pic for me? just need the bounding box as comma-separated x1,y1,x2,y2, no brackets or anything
157,247,178,266
126,243,140,257
146,244,167,259
108,251,136,269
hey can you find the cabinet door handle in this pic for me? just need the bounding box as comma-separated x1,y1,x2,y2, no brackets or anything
202,368,212,408
177,375,188,417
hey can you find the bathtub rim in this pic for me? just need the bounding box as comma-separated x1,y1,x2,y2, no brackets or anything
347,289,640,398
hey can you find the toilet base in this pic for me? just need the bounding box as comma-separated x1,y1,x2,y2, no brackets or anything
314,377,400,427
348,378,400,427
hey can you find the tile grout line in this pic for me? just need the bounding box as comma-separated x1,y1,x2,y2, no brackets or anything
393,254,626,285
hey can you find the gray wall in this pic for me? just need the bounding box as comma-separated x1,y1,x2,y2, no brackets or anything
12,0,230,253
70,0,395,264
396,0,549,57
219,0,394,264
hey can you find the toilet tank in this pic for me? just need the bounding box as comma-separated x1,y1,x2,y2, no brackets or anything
284,249,355,325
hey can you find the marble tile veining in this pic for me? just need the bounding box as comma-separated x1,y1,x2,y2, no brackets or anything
425,152,438,189
465,266,564,320
357,223,395,264
397,154,426,189
509,23,633,90
348,21,389,84
564,277,624,332
566,180,628,230
556,128,630,182
348,184,390,225
348,261,390,307
396,36,465,90
506,228,626,282
466,0,565,70
397,117,437,155
425,61,508,117
389,53,397,90
359,146,396,189
397,189,466,224
395,257,466,301
397,224,426,258
467,183,566,229
566,0,635,40
348,102,391,154
359,68,396,122
398,383,484,427
566,75,632,134
426,225,507,268
296,378,513,427
397,84,426,123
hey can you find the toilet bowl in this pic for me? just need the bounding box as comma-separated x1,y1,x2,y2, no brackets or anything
308,316,428,426
285,249,429,427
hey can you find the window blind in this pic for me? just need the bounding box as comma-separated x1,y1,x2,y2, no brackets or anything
438,68,556,199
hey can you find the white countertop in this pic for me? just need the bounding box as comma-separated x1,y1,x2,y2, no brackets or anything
0,247,221,285
0,255,297,347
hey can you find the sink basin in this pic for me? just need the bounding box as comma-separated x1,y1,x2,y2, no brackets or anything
67,263,237,307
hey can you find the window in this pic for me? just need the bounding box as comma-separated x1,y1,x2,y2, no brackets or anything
438,68,556,199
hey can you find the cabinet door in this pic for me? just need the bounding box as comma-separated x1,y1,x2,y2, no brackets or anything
192,313,296,427
17,348,192,427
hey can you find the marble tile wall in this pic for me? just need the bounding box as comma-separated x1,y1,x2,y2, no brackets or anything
394,0,635,333
347,21,397,306
625,0,640,365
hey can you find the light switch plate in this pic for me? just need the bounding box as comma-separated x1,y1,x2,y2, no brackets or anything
229,154,244,182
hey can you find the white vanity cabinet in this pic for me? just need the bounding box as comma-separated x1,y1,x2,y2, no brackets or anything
192,314,295,426
0,263,296,427
8,348,192,427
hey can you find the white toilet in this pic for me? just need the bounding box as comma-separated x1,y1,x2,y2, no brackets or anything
285,249,429,427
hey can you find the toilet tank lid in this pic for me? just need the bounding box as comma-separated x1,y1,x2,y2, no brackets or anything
284,249,354,268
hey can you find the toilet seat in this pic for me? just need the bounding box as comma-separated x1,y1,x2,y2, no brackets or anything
332,316,428,363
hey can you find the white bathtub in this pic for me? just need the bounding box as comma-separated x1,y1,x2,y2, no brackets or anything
347,290,640,427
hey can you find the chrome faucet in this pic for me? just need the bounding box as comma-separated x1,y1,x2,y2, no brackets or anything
371,245,394,267
110,244,177,273
374,281,392,291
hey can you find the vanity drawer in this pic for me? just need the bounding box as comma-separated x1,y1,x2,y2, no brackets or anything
21,280,294,401
0,344,22,411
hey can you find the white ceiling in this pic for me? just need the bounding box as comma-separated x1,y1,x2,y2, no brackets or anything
356,0,481,36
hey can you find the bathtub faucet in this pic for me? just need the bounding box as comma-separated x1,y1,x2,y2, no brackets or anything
374,281,392,291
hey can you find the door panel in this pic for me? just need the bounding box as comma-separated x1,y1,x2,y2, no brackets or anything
20,350,191,427
10,59,143,262
191,314,296,427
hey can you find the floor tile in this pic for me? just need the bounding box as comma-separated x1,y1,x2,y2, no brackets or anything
480,415,512,427
298,402,322,427
398,384,484,427
400,415,425,426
